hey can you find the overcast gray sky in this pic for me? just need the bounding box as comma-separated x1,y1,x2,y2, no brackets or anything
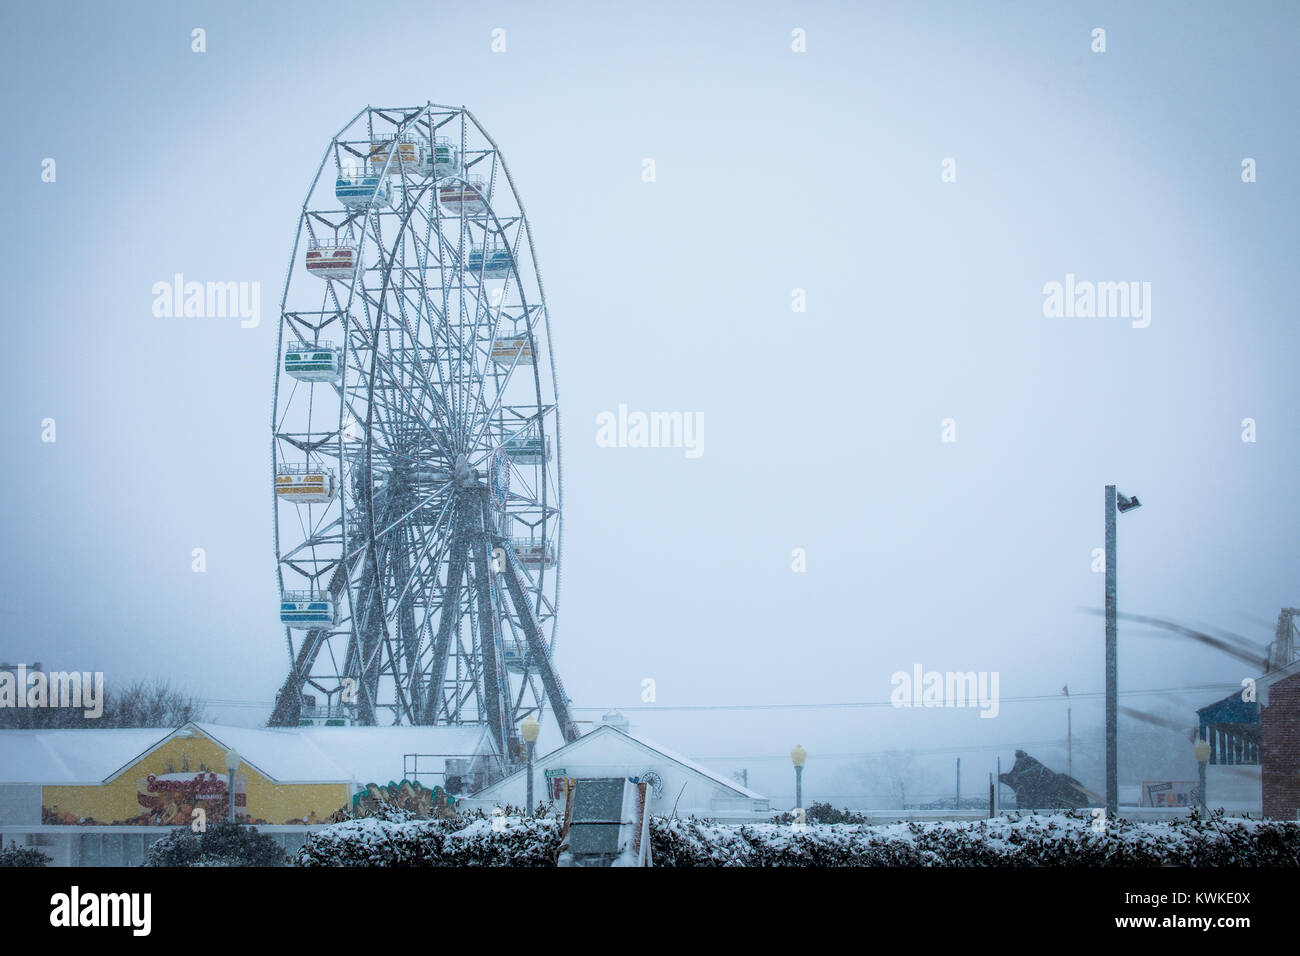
2,0,1297,807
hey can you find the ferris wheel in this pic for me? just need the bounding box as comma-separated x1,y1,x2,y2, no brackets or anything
268,104,576,762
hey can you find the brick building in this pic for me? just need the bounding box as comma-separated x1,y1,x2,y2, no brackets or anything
1259,660,1300,819
1197,657,1300,819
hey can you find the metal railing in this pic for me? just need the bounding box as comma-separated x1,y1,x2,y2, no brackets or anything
281,590,332,603
276,464,336,476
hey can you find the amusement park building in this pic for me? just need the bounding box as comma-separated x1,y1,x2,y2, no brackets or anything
462,719,772,822
0,718,772,864
1195,656,1300,819
0,721,500,866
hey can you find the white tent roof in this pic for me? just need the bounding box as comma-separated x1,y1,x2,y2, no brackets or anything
194,723,497,784
0,723,498,786
0,728,167,785
473,724,766,801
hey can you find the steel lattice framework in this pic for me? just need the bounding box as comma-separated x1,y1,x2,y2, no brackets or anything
268,104,576,764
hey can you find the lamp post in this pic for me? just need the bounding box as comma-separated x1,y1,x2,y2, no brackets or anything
1105,486,1141,819
224,749,240,824
1194,738,1211,811
520,717,540,815
790,745,807,811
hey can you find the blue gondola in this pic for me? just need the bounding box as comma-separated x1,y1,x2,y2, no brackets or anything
502,640,534,672
336,171,392,209
280,591,337,628
468,246,512,277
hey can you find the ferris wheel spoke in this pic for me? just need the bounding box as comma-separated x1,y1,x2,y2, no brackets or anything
368,479,455,554
369,350,456,459
455,266,515,448
375,197,470,452
381,304,459,446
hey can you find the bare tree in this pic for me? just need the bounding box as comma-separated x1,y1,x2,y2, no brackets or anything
839,749,939,810
0,678,205,729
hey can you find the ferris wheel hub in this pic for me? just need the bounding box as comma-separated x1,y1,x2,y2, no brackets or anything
453,453,482,489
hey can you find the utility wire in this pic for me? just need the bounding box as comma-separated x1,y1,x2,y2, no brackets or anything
193,682,1237,713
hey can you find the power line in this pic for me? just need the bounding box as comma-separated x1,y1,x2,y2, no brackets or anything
694,739,1063,762
193,682,1236,713
566,683,1236,713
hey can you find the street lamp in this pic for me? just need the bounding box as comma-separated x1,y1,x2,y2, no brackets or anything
1194,738,1211,811
224,749,241,824
1105,485,1141,819
520,717,540,815
790,745,807,811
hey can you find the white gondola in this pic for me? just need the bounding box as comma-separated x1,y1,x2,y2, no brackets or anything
504,435,550,464
275,465,336,503
284,343,342,383
438,177,487,216
280,590,337,628
490,334,535,366
305,241,356,280
510,537,556,568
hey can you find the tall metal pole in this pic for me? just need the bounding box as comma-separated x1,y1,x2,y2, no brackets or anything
794,765,803,810
1104,485,1118,818
1067,707,1073,778
955,757,961,809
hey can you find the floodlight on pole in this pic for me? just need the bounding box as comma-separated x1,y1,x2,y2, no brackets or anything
1104,486,1142,820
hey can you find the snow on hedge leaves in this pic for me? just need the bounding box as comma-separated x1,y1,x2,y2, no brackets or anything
295,810,1300,867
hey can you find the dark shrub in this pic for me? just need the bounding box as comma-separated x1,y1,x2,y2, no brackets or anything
0,842,52,867
145,820,288,867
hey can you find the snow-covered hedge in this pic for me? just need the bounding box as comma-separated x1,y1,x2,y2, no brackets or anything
0,843,52,867
652,812,1300,867
294,810,1300,866
296,814,560,867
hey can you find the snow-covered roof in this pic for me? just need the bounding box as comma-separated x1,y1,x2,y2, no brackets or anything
193,723,498,785
0,728,169,785
0,723,498,786
622,729,766,800
473,724,765,801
